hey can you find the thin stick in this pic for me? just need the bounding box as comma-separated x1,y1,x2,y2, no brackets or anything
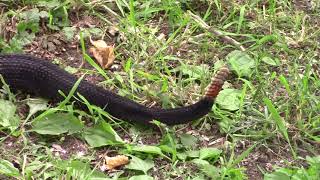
188,11,246,51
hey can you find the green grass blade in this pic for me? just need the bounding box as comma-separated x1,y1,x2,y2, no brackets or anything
263,97,297,158
79,31,109,80
279,75,292,95
32,74,85,122
229,143,257,168
237,5,246,33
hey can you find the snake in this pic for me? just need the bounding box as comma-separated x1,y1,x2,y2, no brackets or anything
0,54,229,125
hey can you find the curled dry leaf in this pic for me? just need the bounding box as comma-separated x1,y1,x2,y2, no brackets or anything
89,38,115,69
104,155,129,170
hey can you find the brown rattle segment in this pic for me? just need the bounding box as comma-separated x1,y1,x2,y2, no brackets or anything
205,66,230,99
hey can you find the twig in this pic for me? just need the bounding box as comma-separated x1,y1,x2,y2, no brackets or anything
188,11,246,51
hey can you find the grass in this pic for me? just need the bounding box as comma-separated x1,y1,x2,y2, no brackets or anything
0,0,320,179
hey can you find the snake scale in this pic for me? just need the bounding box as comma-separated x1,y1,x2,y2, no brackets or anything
0,54,229,125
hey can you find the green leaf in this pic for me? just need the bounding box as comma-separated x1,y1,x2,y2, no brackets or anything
64,66,78,74
177,151,200,160
20,8,41,22
129,175,154,180
39,11,49,18
26,98,48,121
8,31,35,52
226,50,255,77
261,56,278,66
83,121,123,147
47,24,60,31
192,159,210,166
63,27,76,41
132,145,164,156
201,164,221,179
177,152,187,160
53,160,110,179
0,159,20,177
186,150,200,158
0,99,20,131
306,156,320,166
37,0,60,9
180,134,198,147
159,145,175,157
32,113,84,135
264,169,292,180
126,156,154,174
80,28,103,38
178,150,200,160
264,156,320,180
68,160,109,179
199,148,222,160
222,168,247,180
215,89,241,111
17,21,39,33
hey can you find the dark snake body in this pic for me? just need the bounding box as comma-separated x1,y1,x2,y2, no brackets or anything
0,54,229,125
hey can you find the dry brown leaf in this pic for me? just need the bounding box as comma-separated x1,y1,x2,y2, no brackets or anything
104,155,129,170
89,38,115,69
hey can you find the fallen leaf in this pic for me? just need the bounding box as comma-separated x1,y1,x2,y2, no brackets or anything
104,155,129,170
89,38,115,69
